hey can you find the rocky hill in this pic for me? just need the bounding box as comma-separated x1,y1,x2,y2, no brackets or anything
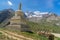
25,11,60,26
0,9,15,27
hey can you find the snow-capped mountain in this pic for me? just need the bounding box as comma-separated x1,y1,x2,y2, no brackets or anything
25,11,49,18
25,11,60,23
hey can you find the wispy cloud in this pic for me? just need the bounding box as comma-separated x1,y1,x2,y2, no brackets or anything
8,1,13,6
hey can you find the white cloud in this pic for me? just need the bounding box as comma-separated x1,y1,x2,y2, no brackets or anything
8,1,13,6
34,11,40,15
34,11,48,15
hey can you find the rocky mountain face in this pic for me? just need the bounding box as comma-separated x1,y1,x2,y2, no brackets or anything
25,11,60,26
0,9,15,27
0,9,15,22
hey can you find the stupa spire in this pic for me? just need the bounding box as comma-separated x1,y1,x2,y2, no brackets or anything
19,2,22,10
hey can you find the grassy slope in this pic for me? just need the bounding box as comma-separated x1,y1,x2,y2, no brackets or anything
0,32,16,40
27,21,60,33
0,20,60,40
0,28,48,40
55,37,60,40
1,27,60,40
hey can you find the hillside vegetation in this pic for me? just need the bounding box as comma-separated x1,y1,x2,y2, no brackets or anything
0,20,60,40
27,20,60,33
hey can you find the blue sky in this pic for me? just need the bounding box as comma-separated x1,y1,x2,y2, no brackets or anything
0,0,60,15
